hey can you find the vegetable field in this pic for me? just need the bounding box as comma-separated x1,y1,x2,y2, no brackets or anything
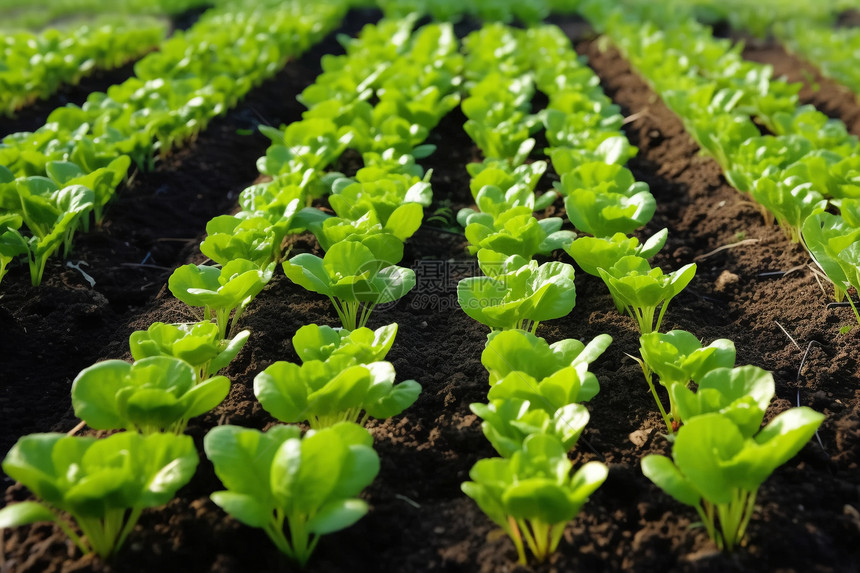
1,1,859,572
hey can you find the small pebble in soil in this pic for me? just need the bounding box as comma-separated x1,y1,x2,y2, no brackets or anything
715,270,740,292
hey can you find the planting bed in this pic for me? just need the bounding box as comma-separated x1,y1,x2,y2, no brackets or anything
1,10,859,573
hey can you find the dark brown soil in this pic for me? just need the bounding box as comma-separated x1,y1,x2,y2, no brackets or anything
1,12,859,573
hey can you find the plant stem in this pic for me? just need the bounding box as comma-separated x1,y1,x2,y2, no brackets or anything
507,516,527,565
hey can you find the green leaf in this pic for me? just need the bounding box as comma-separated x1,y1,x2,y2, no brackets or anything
641,455,701,507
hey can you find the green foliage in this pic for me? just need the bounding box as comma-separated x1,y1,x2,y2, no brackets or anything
282,241,415,331
555,162,656,237
457,251,576,333
481,329,611,386
168,259,274,340
471,399,590,457
670,366,775,438
462,434,607,564
0,432,198,558
292,323,398,364
802,211,860,303
597,255,696,334
642,408,824,551
254,356,421,429
463,207,575,259
638,330,736,432
71,356,230,434
564,229,668,277
487,365,599,413
128,321,250,380
205,422,379,566
200,215,281,268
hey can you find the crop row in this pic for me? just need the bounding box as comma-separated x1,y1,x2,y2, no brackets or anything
0,0,349,287
582,0,860,327
1,17,167,117
0,0,211,31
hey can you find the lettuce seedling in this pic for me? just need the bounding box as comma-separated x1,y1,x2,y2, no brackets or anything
670,366,774,438
168,258,274,340
468,161,547,201
564,229,668,277
463,207,575,259
282,241,415,331
254,357,420,429
548,137,637,172
12,178,95,285
129,321,250,381
0,213,28,285
555,162,656,237
200,215,280,268
205,422,379,566
749,177,827,243
308,209,415,266
597,255,696,334
487,365,599,410
327,168,432,226
471,399,590,457
837,243,860,326
256,119,354,177
45,156,130,226
481,329,611,386
292,323,397,363
642,408,824,551
462,433,607,564
638,330,736,433
0,432,198,558
457,251,576,333
71,356,230,434
802,212,860,304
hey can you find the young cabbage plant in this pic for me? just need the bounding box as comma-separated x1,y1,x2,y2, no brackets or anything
168,258,274,340
637,330,736,433
462,433,608,565
254,356,421,429
205,423,378,567
481,329,611,386
564,229,668,277
471,398,590,457
670,366,775,438
129,321,250,381
642,408,824,551
597,255,696,335
463,206,575,259
71,356,230,434
282,241,415,331
555,162,656,237
0,432,198,559
292,323,397,364
457,251,576,333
